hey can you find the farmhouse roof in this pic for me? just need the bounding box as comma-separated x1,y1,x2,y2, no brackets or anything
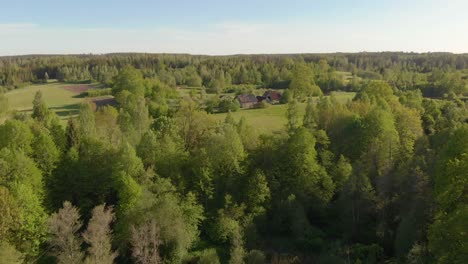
263,90,282,101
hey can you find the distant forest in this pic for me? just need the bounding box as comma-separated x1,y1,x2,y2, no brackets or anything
0,52,467,264
1,52,468,97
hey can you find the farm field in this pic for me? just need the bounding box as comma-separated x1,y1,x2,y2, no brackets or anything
5,82,112,124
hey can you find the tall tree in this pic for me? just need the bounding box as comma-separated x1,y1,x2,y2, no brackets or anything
303,97,317,130
286,99,301,133
48,201,84,264
0,241,24,264
289,63,322,98
131,220,162,264
0,149,47,258
32,90,50,122
78,102,96,138
0,92,8,116
112,65,145,97
429,126,468,264
83,204,118,264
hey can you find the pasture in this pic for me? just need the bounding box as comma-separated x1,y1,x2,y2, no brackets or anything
5,83,112,123
4,82,354,132
213,91,356,134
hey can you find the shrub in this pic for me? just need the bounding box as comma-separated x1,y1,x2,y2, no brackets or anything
255,101,270,109
280,90,291,104
218,100,240,113
197,248,220,264
86,88,112,97
246,250,266,264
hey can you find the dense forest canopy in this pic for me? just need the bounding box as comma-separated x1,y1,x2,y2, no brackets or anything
0,52,467,264
1,52,468,97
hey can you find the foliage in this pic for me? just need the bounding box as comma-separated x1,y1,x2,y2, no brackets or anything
218,99,240,113
0,54,467,263
47,201,84,264
83,204,118,264
0,241,24,264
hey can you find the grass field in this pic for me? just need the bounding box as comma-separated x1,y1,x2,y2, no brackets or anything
212,103,305,134
213,91,355,134
4,82,355,133
5,82,111,124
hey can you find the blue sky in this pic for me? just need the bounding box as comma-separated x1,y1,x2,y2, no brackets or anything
1,0,468,55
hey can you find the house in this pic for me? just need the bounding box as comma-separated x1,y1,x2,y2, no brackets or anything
236,94,258,108
256,95,266,102
263,90,282,103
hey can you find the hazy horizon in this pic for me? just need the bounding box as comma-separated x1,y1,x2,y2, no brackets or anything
2,0,468,55
2,51,468,58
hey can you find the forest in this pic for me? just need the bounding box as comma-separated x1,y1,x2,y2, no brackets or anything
0,52,467,264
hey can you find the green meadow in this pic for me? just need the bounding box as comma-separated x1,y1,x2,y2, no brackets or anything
5,82,355,133
4,82,112,124
213,91,355,134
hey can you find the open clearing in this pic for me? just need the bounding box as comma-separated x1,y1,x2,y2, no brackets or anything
213,91,355,134
5,83,354,133
5,82,111,124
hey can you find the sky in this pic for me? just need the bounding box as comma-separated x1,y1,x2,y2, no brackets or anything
1,0,468,55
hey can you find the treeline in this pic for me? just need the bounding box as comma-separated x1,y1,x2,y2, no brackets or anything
1,53,468,97
0,65,467,263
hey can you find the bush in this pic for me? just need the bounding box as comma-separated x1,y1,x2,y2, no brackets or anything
85,88,112,97
226,84,258,94
246,250,266,264
197,248,220,264
218,100,240,113
357,70,382,80
280,90,291,104
307,84,323,97
255,101,270,109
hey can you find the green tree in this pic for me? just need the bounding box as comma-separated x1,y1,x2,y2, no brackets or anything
429,155,468,264
361,107,400,176
31,125,60,175
113,65,145,97
429,126,468,264
285,128,335,205
65,118,80,149
78,102,96,138
303,97,317,130
245,170,270,217
118,94,150,145
0,119,33,153
0,149,47,258
289,63,322,98
0,92,8,116
137,130,159,169
95,105,121,145
124,178,204,263
176,98,215,151
246,250,266,264
32,90,50,122
0,241,24,264
0,187,18,240
286,99,301,133
332,155,353,191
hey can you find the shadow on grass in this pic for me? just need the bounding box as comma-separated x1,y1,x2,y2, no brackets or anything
72,92,88,98
49,104,81,117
